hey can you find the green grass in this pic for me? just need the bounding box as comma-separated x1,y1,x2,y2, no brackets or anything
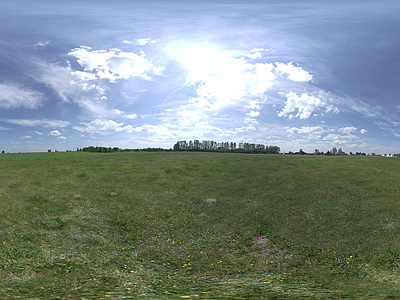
0,151,103,161
1,152,400,299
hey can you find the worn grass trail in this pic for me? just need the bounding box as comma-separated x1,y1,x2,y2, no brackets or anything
1,152,400,299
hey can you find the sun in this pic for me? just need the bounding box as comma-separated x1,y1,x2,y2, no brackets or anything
177,45,229,82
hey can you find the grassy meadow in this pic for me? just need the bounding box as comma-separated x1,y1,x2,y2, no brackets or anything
1,152,400,299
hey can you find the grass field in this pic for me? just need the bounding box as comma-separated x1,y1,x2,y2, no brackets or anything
1,152,400,299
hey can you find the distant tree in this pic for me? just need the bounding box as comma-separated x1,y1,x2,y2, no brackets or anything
325,150,331,155
314,149,320,155
299,149,305,155
1,150,4,154
338,148,342,155
48,149,51,152
332,147,337,155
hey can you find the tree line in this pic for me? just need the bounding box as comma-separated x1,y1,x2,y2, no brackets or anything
173,140,280,154
78,146,171,153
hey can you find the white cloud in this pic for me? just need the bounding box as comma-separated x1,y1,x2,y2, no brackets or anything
49,130,62,136
323,133,358,141
112,109,123,115
33,131,43,135
235,118,259,132
20,136,32,139
137,38,151,45
338,126,357,134
112,109,137,119
194,123,223,133
34,41,50,49
0,83,44,109
74,119,136,135
274,62,312,82
68,46,152,83
278,92,324,119
58,136,66,139
247,100,261,110
178,46,276,108
2,118,70,128
130,124,159,132
360,129,367,134
71,71,97,81
249,110,260,117
287,126,325,138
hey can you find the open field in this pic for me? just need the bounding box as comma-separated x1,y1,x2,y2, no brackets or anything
1,152,400,299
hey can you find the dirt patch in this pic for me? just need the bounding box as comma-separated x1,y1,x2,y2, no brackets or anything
386,220,396,229
206,198,217,205
74,194,82,198
111,192,117,196
253,236,270,246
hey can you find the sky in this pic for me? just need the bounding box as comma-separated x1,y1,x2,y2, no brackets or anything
1,0,400,154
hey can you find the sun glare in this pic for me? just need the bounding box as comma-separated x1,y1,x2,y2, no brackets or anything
178,45,229,81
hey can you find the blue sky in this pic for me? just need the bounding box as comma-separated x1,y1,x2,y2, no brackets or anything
1,0,400,154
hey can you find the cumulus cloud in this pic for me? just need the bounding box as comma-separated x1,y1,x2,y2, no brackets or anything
179,46,276,108
137,38,151,45
49,130,62,136
323,133,358,141
338,126,357,134
73,119,136,135
2,118,70,128
68,46,152,82
287,126,325,138
0,83,44,109
275,62,312,82
71,71,97,81
235,118,259,132
130,124,159,132
20,136,32,139
58,136,66,139
360,129,367,134
112,109,138,119
278,92,324,119
249,110,260,117
112,109,123,115
247,100,261,110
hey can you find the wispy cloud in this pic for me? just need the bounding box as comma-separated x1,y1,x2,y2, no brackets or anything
0,83,44,109
34,41,50,49
2,118,70,128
